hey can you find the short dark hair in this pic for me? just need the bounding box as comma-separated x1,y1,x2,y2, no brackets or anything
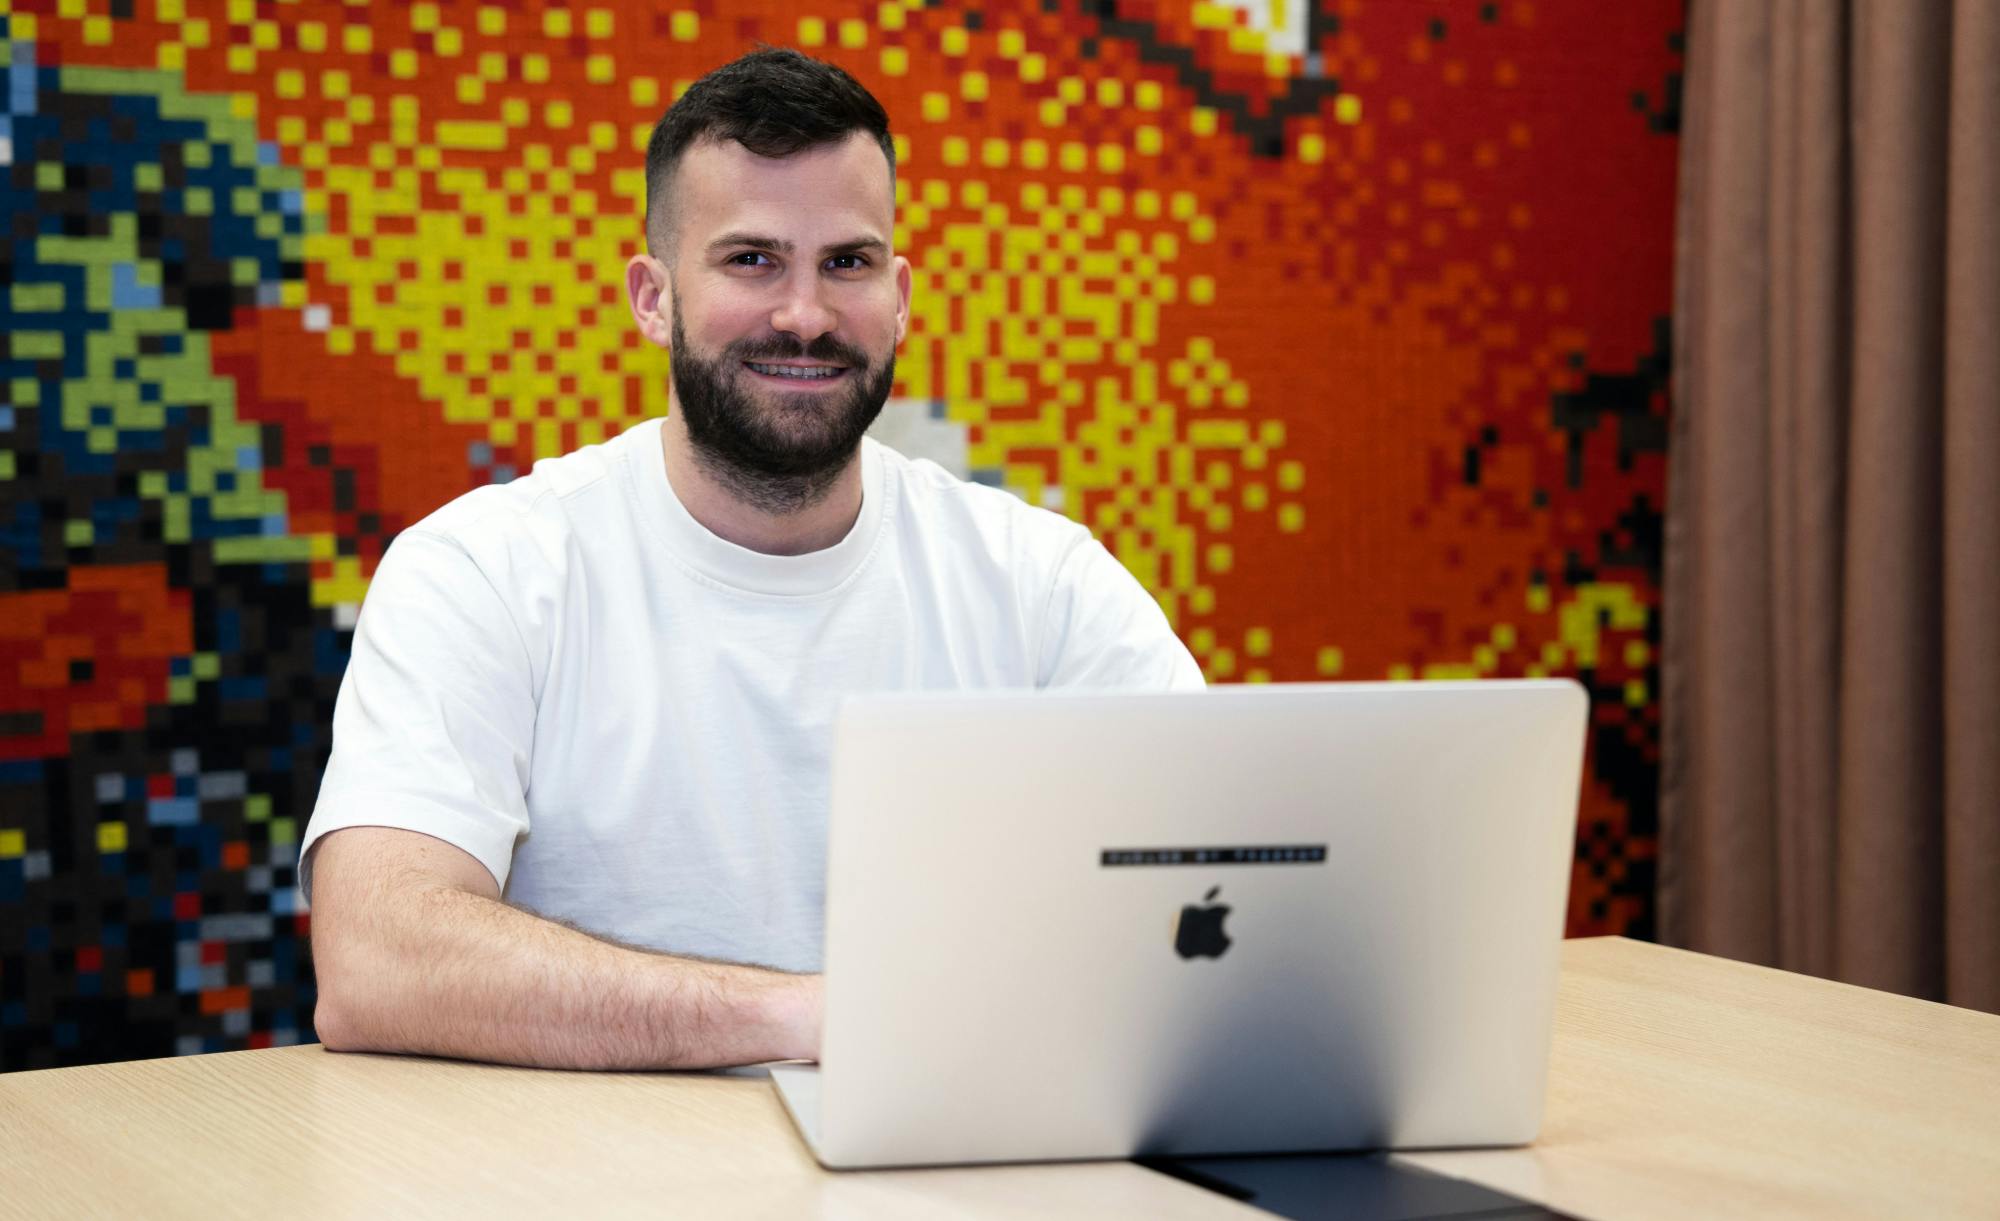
644,47,896,256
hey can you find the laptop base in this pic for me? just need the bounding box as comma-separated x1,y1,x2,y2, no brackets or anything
769,1063,825,1163
775,1063,1568,1218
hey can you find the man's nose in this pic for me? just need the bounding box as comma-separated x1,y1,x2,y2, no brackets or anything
769,273,837,343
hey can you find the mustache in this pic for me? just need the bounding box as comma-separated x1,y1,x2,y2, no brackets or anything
724,333,872,368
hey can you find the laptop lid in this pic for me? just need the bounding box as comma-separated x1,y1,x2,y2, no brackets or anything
807,680,1587,1169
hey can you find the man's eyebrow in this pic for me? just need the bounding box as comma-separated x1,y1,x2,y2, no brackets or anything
707,231,793,256
822,237,890,258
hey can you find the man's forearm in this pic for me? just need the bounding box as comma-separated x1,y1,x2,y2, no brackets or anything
312,880,820,1070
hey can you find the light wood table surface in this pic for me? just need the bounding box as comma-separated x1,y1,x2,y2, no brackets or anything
2,937,1996,1219
1399,937,2000,1220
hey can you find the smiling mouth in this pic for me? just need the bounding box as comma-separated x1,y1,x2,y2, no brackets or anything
744,361,847,381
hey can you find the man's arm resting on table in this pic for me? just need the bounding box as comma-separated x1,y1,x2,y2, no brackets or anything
307,826,822,1070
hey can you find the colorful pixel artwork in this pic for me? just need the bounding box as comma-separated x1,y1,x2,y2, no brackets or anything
0,0,1681,1069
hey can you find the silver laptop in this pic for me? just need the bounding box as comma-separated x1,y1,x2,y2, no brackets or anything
770,679,1588,1169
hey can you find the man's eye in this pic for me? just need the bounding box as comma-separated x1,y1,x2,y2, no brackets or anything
729,252,772,267
827,254,868,271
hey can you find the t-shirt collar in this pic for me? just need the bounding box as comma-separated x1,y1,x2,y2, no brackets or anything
620,416,888,597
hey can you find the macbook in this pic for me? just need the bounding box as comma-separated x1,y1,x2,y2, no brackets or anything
770,679,1588,1169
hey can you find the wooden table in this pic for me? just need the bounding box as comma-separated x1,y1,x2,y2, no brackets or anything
3,938,1996,1219
1401,937,2000,1219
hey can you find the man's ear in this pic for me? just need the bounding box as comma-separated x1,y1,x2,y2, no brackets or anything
893,254,912,346
625,254,674,350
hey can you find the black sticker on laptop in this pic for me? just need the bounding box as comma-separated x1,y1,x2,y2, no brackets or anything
1099,845,1327,867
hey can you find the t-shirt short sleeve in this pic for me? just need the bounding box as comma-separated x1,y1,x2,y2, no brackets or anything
299,528,538,902
1036,535,1205,691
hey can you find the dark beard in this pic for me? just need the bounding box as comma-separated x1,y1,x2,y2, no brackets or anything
670,312,895,517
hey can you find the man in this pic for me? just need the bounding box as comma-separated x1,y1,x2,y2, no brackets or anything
302,49,1201,1072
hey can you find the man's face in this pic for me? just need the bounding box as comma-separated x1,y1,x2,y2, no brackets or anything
649,132,911,485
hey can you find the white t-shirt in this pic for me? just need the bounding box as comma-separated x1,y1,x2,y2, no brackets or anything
301,418,1202,971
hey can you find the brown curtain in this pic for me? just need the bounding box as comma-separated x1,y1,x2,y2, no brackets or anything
1662,0,1999,1013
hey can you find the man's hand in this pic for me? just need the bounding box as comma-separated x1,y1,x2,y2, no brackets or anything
307,826,822,1070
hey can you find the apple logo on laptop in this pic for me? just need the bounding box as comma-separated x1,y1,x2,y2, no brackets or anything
1174,886,1232,959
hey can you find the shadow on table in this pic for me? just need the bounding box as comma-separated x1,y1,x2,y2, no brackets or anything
1139,1152,1575,1221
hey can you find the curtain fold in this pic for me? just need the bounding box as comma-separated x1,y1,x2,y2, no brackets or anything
1942,0,2000,1011
1768,0,1846,982
1663,0,1999,1012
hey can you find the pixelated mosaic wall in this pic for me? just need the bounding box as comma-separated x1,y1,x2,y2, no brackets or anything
0,0,1679,1069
